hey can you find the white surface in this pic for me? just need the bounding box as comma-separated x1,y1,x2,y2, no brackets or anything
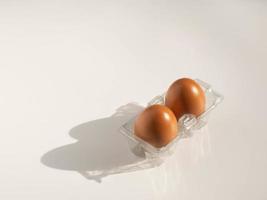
0,0,267,199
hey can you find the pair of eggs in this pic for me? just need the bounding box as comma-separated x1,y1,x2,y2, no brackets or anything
134,78,205,148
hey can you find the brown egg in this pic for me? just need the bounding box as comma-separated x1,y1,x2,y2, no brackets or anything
134,104,178,148
165,78,205,120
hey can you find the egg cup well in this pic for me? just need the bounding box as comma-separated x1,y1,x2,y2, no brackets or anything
119,79,223,159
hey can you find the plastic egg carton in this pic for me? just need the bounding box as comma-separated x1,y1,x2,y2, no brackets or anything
119,79,223,159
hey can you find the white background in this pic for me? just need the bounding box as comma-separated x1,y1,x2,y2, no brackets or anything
0,0,267,199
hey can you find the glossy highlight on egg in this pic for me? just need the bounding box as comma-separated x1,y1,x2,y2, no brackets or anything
134,104,178,148
165,78,206,120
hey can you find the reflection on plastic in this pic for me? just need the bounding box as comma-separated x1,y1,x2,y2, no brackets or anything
147,126,211,199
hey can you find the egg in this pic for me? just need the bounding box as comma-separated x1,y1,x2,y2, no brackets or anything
134,104,178,148
165,78,205,120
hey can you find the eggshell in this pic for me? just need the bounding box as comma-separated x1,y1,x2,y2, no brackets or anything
165,78,205,120
134,104,178,148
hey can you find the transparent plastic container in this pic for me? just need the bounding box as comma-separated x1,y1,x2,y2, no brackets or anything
120,79,223,159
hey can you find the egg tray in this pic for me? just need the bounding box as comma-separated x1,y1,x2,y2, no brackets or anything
119,79,223,158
